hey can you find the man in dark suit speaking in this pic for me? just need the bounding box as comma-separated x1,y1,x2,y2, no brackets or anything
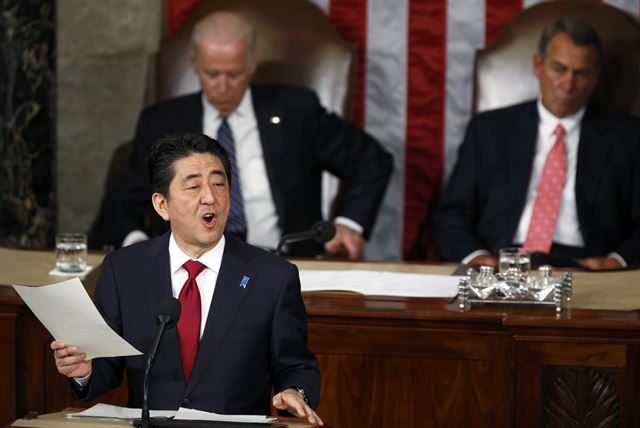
51,133,323,425
434,17,640,269
102,11,392,259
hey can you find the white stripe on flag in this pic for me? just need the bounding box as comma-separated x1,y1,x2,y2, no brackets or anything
444,0,486,182
363,0,408,260
309,0,330,14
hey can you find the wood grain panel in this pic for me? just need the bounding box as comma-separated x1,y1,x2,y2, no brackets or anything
534,342,626,367
316,354,497,428
0,307,19,426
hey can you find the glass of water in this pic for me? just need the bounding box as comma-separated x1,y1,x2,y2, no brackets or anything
55,233,88,272
498,247,531,274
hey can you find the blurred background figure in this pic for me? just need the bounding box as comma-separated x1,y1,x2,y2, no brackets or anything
434,16,640,270
100,11,392,260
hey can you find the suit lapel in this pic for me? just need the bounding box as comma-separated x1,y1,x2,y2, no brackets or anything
191,92,204,132
575,107,610,243
251,86,288,230
143,233,183,378
505,103,539,240
185,235,256,394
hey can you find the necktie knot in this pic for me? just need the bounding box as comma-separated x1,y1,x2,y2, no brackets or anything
183,260,206,280
554,124,565,139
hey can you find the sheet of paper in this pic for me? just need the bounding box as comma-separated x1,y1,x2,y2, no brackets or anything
12,278,142,359
67,403,176,419
174,407,277,423
300,269,461,298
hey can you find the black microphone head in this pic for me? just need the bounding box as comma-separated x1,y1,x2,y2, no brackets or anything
156,297,181,329
312,220,336,244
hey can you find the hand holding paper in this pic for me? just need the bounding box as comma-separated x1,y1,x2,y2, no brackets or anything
12,278,141,359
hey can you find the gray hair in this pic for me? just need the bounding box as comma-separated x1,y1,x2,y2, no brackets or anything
190,12,257,62
538,16,603,65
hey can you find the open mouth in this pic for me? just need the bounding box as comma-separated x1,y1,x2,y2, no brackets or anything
201,212,216,228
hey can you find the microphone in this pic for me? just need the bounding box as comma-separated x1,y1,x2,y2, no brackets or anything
141,297,181,428
275,220,336,256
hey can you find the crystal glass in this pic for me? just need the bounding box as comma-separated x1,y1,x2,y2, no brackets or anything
55,233,88,272
498,247,531,274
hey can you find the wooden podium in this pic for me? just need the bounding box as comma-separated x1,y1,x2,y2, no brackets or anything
2,248,640,427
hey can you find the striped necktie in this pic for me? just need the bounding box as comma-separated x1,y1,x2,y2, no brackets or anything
217,118,248,240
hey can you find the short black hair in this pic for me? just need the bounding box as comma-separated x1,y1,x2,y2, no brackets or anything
148,132,232,197
538,16,604,65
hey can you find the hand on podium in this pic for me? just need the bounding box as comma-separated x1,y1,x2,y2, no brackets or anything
324,224,365,260
272,388,324,426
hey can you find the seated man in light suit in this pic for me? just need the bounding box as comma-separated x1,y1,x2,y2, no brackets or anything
433,17,640,270
102,11,392,260
51,132,323,424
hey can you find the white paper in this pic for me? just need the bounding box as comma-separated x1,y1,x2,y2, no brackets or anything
66,404,277,423
299,270,461,298
67,403,176,419
174,407,277,423
12,278,142,359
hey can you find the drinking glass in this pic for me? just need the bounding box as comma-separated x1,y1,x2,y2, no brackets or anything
498,247,531,273
55,233,88,272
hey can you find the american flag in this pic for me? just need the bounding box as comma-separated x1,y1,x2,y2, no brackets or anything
168,0,640,261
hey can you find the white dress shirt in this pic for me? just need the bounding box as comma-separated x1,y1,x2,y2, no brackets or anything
513,100,584,247
168,233,224,339
202,89,282,250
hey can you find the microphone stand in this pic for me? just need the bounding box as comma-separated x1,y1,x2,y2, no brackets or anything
275,233,316,256
142,313,173,428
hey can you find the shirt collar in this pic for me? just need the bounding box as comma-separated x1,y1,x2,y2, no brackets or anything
169,233,225,275
537,98,586,138
201,86,254,121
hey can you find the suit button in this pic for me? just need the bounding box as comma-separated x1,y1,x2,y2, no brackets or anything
182,398,190,407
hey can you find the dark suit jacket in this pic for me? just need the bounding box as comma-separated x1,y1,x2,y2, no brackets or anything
72,232,320,414
102,84,392,256
433,101,640,265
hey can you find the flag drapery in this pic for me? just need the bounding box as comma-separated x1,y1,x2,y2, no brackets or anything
167,0,640,260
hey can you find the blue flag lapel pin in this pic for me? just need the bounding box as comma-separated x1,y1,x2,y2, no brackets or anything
239,276,250,289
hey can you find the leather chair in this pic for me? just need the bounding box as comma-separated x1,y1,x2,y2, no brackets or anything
473,0,640,117
158,0,356,119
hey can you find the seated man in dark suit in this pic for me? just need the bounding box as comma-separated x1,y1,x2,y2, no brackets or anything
433,17,640,270
102,11,392,260
51,132,323,425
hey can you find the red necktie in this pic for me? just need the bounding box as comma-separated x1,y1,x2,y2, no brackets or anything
177,260,206,383
521,124,567,253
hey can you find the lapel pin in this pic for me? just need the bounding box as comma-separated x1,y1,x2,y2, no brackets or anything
270,116,281,124
239,276,250,289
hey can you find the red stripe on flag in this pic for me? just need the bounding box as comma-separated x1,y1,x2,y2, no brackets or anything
485,0,523,45
328,0,368,127
167,0,202,35
404,0,447,258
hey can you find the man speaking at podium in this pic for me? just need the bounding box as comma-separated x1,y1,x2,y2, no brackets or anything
51,133,323,425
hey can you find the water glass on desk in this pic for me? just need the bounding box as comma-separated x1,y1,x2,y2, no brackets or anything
498,247,531,274
55,233,87,272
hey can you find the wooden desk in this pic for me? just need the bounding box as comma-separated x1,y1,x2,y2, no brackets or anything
0,248,125,427
296,260,640,428
3,249,640,427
